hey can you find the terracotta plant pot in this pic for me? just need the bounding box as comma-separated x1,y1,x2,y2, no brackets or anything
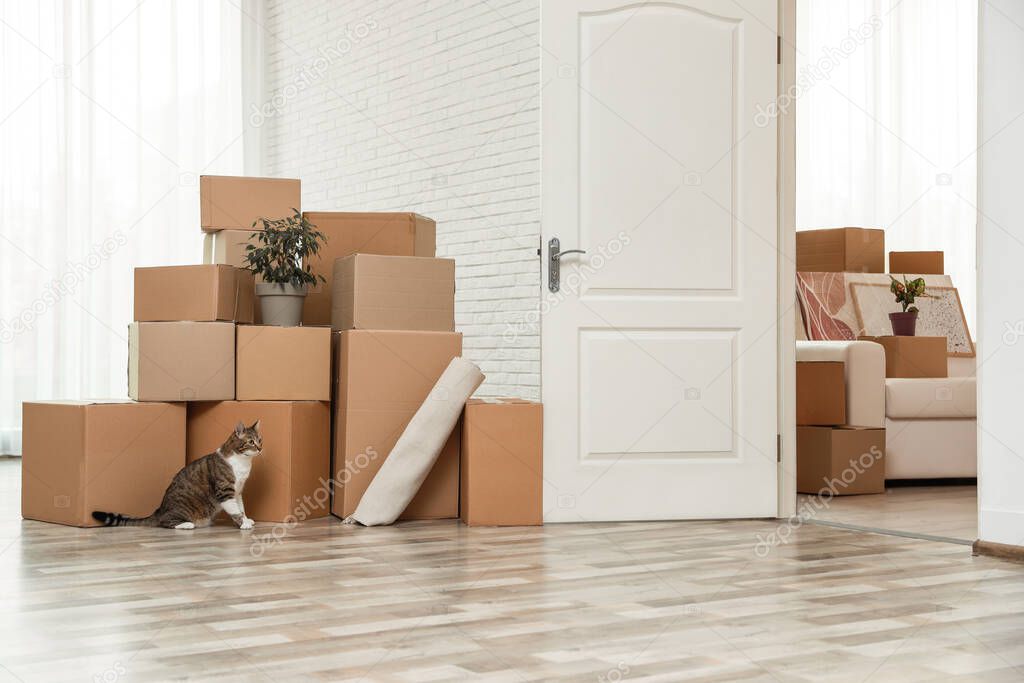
255,282,307,327
889,310,918,336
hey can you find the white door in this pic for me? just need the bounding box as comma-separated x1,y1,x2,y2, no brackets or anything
541,0,779,521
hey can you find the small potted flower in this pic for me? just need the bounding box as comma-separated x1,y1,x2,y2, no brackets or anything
243,210,327,327
888,274,927,336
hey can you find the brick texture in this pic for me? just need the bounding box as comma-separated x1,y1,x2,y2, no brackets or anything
261,0,541,399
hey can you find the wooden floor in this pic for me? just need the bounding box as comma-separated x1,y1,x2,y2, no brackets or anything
2,460,1023,682
798,485,978,543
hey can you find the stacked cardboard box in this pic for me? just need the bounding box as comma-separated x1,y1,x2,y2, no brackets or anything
858,336,947,378
795,361,885,495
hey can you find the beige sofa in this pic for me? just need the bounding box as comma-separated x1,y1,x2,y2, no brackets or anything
796,317,977,479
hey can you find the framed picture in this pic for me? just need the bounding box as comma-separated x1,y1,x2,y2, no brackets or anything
850,283,975,357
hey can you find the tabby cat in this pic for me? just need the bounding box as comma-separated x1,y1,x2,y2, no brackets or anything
92,421,262,530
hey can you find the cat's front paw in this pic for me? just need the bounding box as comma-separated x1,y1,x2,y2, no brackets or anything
240,517,254,530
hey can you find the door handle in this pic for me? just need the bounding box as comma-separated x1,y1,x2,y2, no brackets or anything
548,237,587,292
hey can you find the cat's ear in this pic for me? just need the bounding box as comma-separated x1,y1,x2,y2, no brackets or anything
250,420,261,434
235,421,246,436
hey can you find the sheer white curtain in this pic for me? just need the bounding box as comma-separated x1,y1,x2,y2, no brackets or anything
0,1,263,455
796,0,978,328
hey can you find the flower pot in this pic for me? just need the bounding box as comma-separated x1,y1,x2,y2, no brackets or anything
255,282,307,327
889,310,918,336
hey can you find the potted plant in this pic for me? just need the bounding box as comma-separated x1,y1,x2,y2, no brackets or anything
243,210,327,326
888,274,926,336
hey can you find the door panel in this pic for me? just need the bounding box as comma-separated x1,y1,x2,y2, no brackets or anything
541,0,779,521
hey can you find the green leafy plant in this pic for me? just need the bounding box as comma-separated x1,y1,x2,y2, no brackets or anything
889,274,927,313
243,210,327,287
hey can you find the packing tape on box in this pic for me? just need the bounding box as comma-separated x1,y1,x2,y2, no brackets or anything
345,357,485,526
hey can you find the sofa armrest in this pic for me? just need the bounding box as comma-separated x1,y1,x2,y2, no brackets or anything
796,340,885,428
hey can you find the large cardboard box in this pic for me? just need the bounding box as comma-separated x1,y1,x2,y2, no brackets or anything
797,426,885,495
236,325,331,401
187,401,330,522
331,254,455,332
302,212,436,325
129,322,235,401
796,361,846,426
332,329,461,520
22,400,185,526
858,335,947,378
796,228,885,273
200,175,300,232
889,250,944,274
461,398,543,526
134,265,254,323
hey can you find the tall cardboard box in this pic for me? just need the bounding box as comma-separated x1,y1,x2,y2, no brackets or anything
22,400,185,526
129,322,235,401
889,251,944,274
134,265,254,323
461,399,543,526
796,361,846,426
200,175,300,232
796,228,885,273
858,336,947,378
236,325,331,401
187,401,330,522
302,212,436,325
331,254,455,332
797,426,886,495
333,329,461,520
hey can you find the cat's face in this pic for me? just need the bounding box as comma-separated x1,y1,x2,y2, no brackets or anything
230,420,263,457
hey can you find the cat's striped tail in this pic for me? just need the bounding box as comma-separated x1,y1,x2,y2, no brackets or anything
91,511,158,527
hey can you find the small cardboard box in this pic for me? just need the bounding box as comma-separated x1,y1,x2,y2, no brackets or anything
796,228,885,273
332,329,462,520
187,401,330,522
200,175,300,232
858,335,947,378
461,398,543,526
302,212,436,325
889,250,944,275
796,361,846,426
236,325,331,401
129,322,235,401
134,265,254,323
203,230,258,270
331,254,455,332
22,400,185,526
797,426,885,495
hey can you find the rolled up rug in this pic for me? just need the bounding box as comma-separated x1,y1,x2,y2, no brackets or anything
345,357,485,526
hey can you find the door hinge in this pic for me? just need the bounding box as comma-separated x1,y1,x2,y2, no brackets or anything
777,434,782,462
777,36,782,65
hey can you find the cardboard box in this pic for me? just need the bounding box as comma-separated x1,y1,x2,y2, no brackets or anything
22,400,185,526
461,398,543,526
187,401,330,522
302,212,436,325
200,175,300,232
796,228,885,273
332,329,462,520
203,230,258,269
889,250,944,275
796,361,846,426
129,322,235,401
331,254,455,332
797,426,886,495
236,325,331,401
858,336,947,378
134,265,254,323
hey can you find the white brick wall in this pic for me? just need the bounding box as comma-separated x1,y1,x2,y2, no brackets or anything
261,0,541,399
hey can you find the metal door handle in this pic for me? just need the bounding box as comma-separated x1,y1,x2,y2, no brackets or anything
548,237,586,292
